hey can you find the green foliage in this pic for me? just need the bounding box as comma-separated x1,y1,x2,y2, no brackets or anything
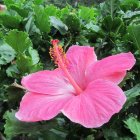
34,6,51,33
4,0,25,8
124,84,140,110
128,24,140,53
100,0,120,18
5,30,32,53
102,16,124,33
78,6,97,22
4,110,32,138
0,43,15,65
124,117,140,140
6,64,19,78
50,16,68,35
0,10,23,28
0,0,140,139
120,0,140,11
122,10,140,19
16,54,42,75
28,47,40,65
4,110,61,139
64,13,81,33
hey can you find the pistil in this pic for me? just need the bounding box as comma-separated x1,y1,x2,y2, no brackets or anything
50,40,83,95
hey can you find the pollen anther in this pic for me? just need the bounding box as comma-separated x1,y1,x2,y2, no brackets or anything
50,41,67,67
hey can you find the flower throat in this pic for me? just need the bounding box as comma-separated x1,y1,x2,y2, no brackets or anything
50,40,83,95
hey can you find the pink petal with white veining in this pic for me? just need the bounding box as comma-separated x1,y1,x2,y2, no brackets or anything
62,79,126,128
22,69,75,95
16,92,73,122
86,52,135,84
66,45,97,89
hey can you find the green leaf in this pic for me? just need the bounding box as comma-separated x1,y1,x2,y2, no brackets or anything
6,64,20,78
29,63,43,73
4,0,25,8
3,110,34,138
120,0,139,11
102,16,124,33
0,10,23,28
4,110,57,138
102,127,120,140
50,16,68,35
34,6,50,33
85,135,95,140
63,13,80,33
76,35,89,46
25,16,40,34
34,0,44,5
25,15,34,33
78,6,97,22
103,128,133,140
44,129,66,140
16,55,42,75
124,84,140,110
124,117,140,140
16,54,33,74
100,0,120,18
122,11,140,19
10,5,29,17
28,47,40,65
85,22,100,32
128,24,140,53
4,0,32,17
0,43,15,65
45,5,58,17
60,6,70,21
5,30,32,53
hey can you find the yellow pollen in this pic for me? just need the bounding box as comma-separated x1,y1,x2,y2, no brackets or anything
50,41,67,67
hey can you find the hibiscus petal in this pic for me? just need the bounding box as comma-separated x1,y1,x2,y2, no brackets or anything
62,80,126,128
66,45,97,89
22,69,75,95
86,52,135,84
16,92,73,122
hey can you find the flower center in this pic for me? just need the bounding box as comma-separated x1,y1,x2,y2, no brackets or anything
50,39,83,95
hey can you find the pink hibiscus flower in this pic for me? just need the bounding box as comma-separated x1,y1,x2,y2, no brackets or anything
0,4,7,12
16,40,135,128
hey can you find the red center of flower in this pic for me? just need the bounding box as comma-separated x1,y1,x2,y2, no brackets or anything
50,39,83,95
